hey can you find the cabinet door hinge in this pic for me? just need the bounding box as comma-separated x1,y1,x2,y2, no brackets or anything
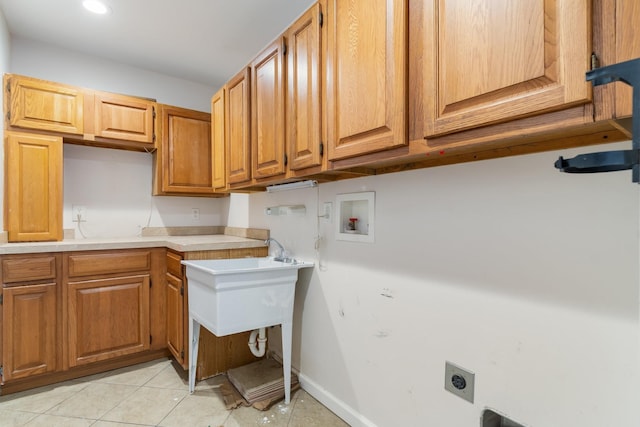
0,293,3,305
319,10,324,28
153,133,156,142
180,286,184,296
0,365,3,379
149,279,152,288
319,142,324,157
284,153,288,166
6,111,10,121
591,52,600,70
152,106,156,119
180,350,185,359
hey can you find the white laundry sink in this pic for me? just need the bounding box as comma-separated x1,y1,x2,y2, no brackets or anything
182,256,313,404
182,257,313,336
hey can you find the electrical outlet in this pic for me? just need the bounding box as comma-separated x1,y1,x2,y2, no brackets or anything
72,205,87,222
321,202,332,222
444,361,475,403
191,208,200,220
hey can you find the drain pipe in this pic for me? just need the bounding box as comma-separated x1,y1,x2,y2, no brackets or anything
248,328,267,357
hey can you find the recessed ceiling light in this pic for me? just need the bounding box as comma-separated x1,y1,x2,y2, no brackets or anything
82,0,111,15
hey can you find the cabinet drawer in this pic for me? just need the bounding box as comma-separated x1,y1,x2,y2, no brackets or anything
166,251,183,278
2,256,57,284
67,250,151,277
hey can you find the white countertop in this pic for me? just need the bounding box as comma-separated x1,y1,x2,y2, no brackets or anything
0,234,267,254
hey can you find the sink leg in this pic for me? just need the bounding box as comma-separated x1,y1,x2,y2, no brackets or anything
189,317,200,394
282,321,292,404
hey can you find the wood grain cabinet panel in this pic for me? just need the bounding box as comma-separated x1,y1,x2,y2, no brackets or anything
225,68,252,186
287,3,323,171
166,272,184,365
2,256,57,284
614,0,639,118
68,275,150,366
4,132,63,242
251,38,286,180
93,91,156,145
211,88,227,190
156,105,214,194
423,0,592,137
5,74,84,135
67,251,151,277
326,0,408,160
2,283,57,381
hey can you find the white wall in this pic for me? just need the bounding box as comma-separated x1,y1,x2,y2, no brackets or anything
247,142,640,427
9,37,226,237
0,9,10,234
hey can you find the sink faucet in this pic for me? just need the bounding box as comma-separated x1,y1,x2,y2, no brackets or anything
265,238,286,261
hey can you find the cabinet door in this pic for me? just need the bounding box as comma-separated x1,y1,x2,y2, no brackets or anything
5,132,63,242
68,275,150,366
159,105,213,194
424,0,591,137
2,283,57,381
93,92,156,144
5,74,84,135
287,3,323,171
326,0,408,160
211,88,227,190
252,38,286,179
166,273,184,366
614,0,639,118
226,68,252,185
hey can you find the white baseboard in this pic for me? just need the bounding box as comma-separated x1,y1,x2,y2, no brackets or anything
297,372,378,427
267,351,377,427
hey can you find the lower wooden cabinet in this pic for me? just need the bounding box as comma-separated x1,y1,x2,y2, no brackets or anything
2,282,58,381
0,249,164,391
67,275,150,367
0,245,268,392
166,252,184,364
1,253,61,383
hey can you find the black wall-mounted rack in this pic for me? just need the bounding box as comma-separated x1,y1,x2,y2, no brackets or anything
554,57,640,182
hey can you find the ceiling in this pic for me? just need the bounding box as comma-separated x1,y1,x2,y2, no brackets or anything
0,0,316,89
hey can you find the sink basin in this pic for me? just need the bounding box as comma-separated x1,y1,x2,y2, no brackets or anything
182,256,313,404
182,257,313,336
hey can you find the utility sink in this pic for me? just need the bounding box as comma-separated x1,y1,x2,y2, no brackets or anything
182,256,313,404
182,257,313,336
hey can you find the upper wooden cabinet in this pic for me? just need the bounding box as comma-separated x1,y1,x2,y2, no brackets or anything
251,38,287,180
287,2,324,172
4,132,63,242
154,105,215,195
226,68,252,186
211,88,227,190
423,0,592,137
5,74,84,135
4,74,157,151
91,91,155,145
613,0,639,118
326,0,408,160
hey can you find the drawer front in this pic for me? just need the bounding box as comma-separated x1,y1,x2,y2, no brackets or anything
166,251,183,278
67,250,151,277
2,256,57,284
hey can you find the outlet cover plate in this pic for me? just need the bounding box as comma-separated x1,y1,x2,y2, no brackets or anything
445,361,475,403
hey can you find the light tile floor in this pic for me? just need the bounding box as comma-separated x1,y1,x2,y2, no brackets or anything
0,358,349,427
